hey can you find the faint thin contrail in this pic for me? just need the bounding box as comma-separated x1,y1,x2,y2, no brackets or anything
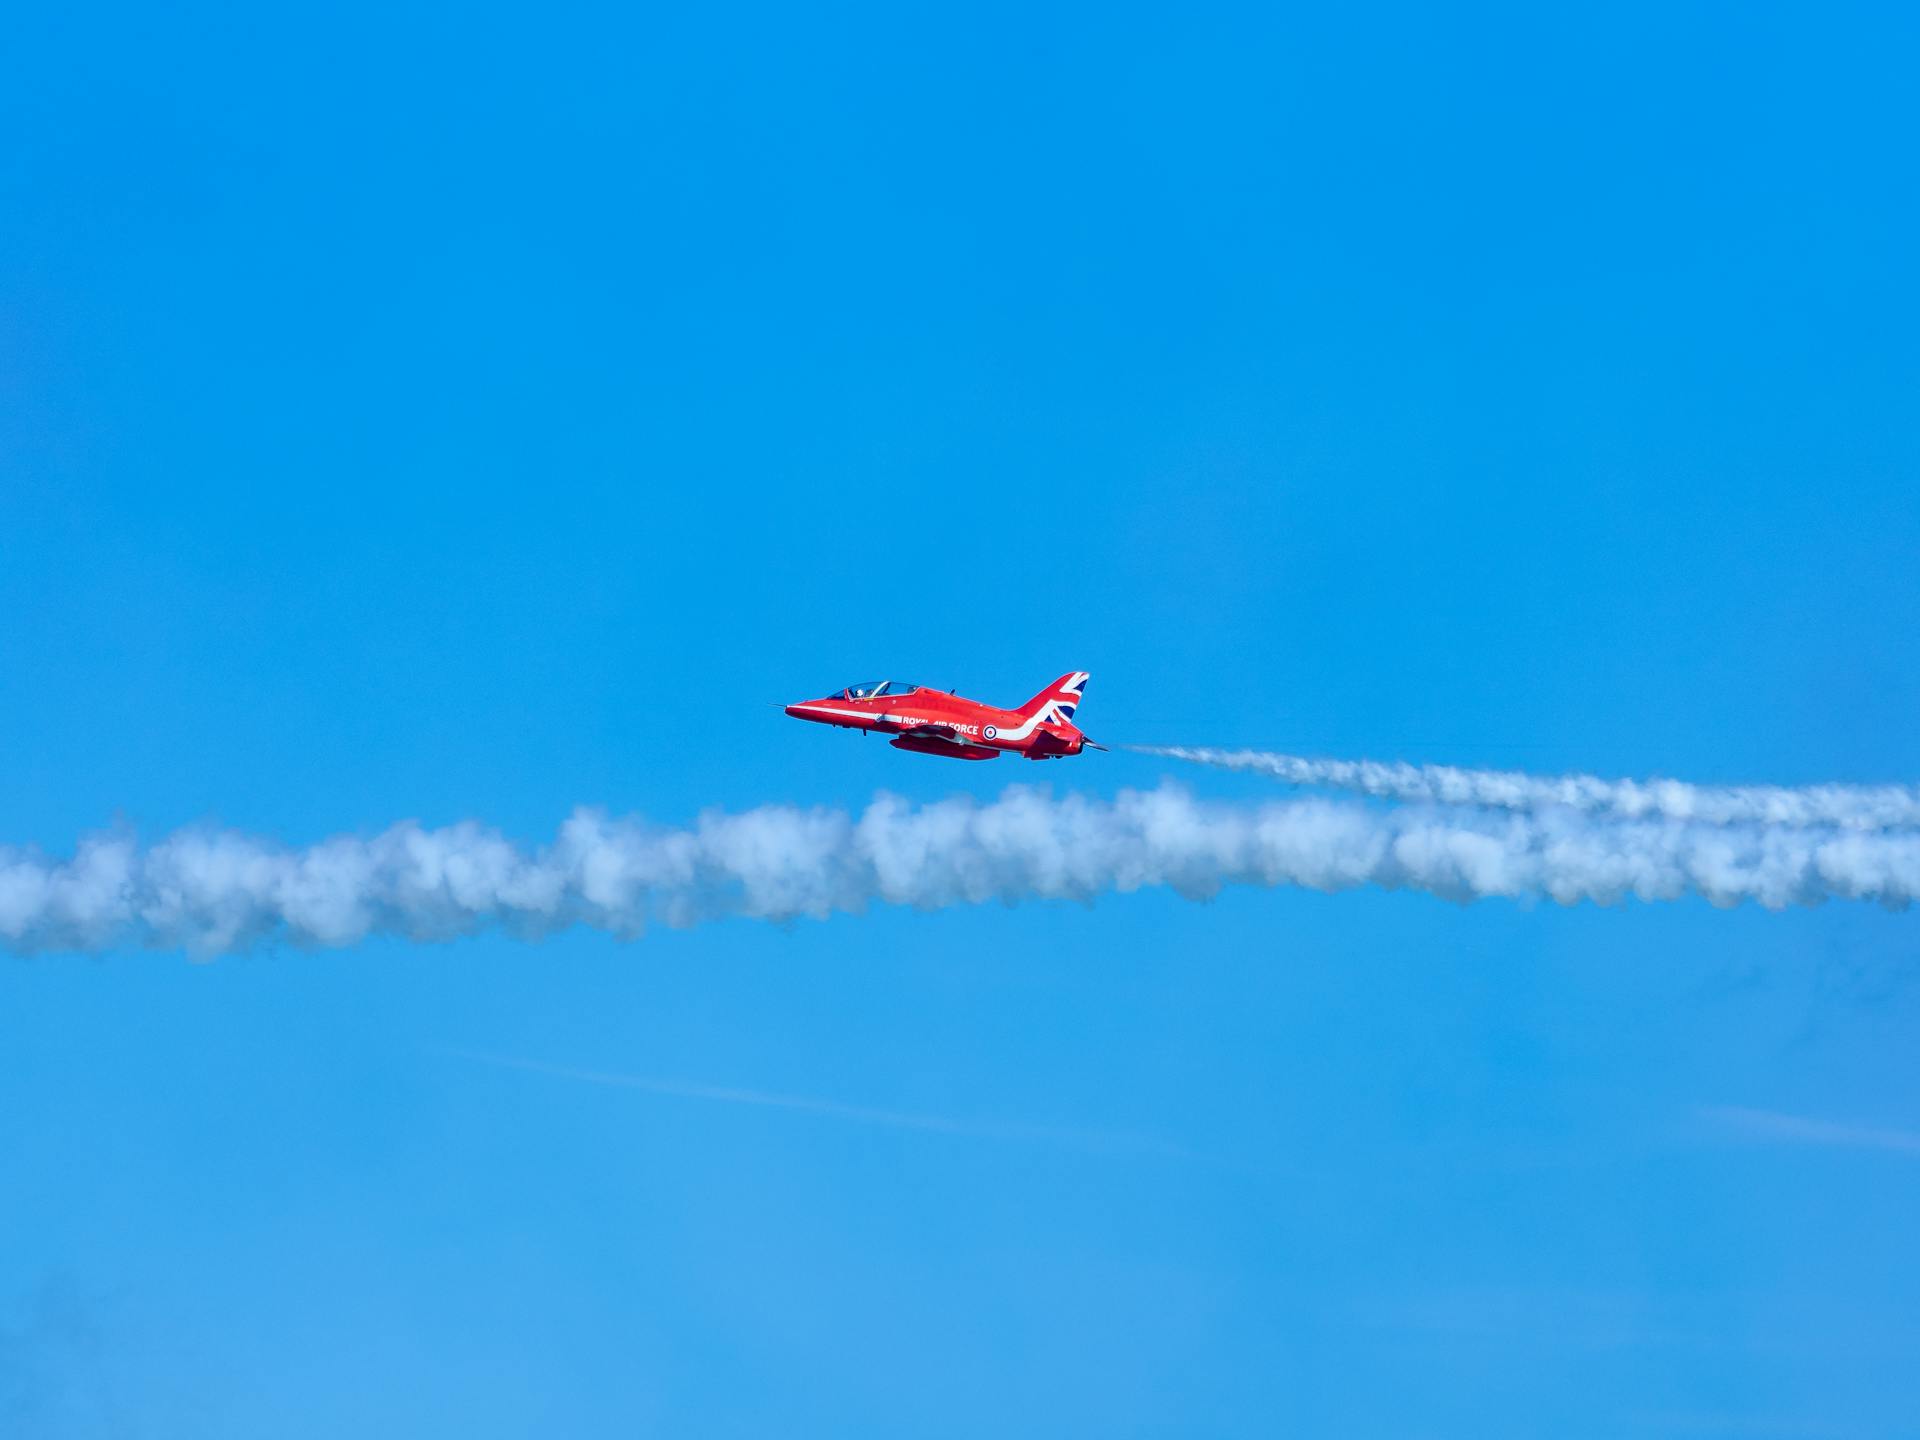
447,1049,1183,1155
5,783,1919,957
1131,745,1920,832
1700,1105,1920,1156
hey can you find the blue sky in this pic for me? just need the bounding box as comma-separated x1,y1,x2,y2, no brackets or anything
4,2,1919,1435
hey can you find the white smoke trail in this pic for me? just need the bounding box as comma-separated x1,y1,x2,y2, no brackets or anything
3,785,1916,956
1131,746,1920,832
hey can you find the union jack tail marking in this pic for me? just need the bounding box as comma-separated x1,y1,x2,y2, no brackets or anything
1016,671,1091,726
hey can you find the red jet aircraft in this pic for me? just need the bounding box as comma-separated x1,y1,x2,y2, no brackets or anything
785,672,1102,761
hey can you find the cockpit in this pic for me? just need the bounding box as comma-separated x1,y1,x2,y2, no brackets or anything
836,680,921,700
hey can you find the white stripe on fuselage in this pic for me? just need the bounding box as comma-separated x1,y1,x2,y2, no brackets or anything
789,704,879,724
992,675,1086,742
985,700,1071,743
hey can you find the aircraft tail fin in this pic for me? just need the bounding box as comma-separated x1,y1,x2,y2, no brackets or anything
1015,672,1090,725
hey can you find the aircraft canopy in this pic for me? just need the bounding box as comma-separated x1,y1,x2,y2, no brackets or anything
839,680,920,699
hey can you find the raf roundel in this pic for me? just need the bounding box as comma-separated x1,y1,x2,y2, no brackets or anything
983,724,999,740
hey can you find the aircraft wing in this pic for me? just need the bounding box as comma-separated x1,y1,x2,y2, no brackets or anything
899,724,974,747
890,725,1000,761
